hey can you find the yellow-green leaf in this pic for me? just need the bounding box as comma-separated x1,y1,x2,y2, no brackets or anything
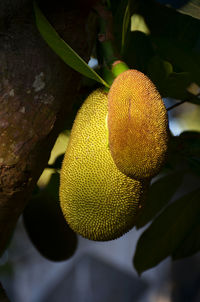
33,1,109,88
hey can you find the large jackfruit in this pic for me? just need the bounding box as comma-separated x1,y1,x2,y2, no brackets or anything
60,89,149,241
108,69,169,180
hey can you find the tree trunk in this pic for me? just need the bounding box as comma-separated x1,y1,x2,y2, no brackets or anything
0,0,97,255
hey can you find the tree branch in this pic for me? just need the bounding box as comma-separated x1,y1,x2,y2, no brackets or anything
167,100,186,111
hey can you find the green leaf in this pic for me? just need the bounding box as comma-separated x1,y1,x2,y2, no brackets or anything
175,131,200,174
33,1,109,88
106,0,111,9
186,94,200,105
172,222,200,260
138,1,200,96
163,71,193,100
147,56,195,101
23,173,77,261
164,132,200,173
133,188,200,275
48,153,65,170
131,14,150,35
147,55,173,92
100,66,115,87
44,172,60,200
188,157,200,176
141,1,200,48
147,40,200,101
112,0,129,52
152,36,200,86
122,31,154,73
121,0,131,53
135,171,184,229
178,0,200,20
179,131,200,157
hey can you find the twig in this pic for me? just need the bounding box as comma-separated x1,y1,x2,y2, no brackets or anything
167,92,200,111
167,100,186,111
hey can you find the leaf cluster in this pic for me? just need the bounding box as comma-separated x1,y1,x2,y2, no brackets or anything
117,0,200,104
134,130,200,274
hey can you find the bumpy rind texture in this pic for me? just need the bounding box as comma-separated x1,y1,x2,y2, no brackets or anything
60,89,149,241
108,69,169,180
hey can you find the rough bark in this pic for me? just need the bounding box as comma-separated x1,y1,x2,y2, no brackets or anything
0,0,97,254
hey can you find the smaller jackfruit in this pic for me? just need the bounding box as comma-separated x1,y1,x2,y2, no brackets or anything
60,89,149,241
108,69,169,180
23,173,77,261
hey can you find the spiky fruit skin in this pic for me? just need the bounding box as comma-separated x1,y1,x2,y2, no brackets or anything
108,69,169,180
60,89,149,241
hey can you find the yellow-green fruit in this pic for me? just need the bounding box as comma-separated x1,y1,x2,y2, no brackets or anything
60,89,149,241
108,69,169,180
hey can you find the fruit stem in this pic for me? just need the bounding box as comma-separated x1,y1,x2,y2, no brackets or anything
94,3,130,83
111,60,129,78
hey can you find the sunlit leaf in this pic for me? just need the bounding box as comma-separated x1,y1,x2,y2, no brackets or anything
48,153,65,170
134,188,200,274
178,0,200,20
131,14,150,34
33,1,109,87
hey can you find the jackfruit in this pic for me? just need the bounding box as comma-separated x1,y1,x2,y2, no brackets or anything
60,89,149,241
23,173,77,261
108,69,168,179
